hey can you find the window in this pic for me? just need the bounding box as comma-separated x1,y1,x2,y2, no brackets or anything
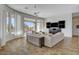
10,13,16,34
37,22,40,32
16,14,22,35
6,12,9,32
24,21,35,32
24,18,35,33
24,17,45,33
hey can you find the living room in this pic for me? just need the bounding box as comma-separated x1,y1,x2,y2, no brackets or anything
0,4,79,55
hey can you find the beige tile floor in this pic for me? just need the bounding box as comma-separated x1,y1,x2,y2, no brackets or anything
0,37,79,55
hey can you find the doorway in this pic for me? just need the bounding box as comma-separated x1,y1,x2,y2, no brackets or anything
72,16,79,48
72,16,79,37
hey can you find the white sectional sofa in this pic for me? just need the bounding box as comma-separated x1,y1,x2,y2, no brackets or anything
27,32,64,48
44,32,64,47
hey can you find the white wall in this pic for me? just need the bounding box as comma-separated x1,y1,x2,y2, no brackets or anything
45,13,72,37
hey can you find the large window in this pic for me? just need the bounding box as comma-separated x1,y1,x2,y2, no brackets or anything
24,18,35,33
5,12,16,34
5,12,23,35
10,13,16,34
24,18,45,33
36,20,41,32
36,19,44,32
24,22,35,30
16,14,22,35
6,12,9,32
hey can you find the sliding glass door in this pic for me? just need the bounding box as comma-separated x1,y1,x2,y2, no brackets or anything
5,12,16,35
23,17,45,33
24,22,35,31
10,13,16,35
24,18,35,33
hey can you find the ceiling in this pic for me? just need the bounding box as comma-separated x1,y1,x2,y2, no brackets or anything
8,4,79,18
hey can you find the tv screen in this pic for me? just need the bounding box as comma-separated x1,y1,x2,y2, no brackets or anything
46,22,51,28
59,21,65,28
51,23,58,27
46,22,51,26
59,21,65,24
59,25,65,28
46,25,51,28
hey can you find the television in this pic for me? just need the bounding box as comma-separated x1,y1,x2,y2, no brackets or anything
59,21,65,28
46,22,51,28
59,21,65,24
46,26,51,28
51,22,58,27
46,22,51,25
59,25,65,28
